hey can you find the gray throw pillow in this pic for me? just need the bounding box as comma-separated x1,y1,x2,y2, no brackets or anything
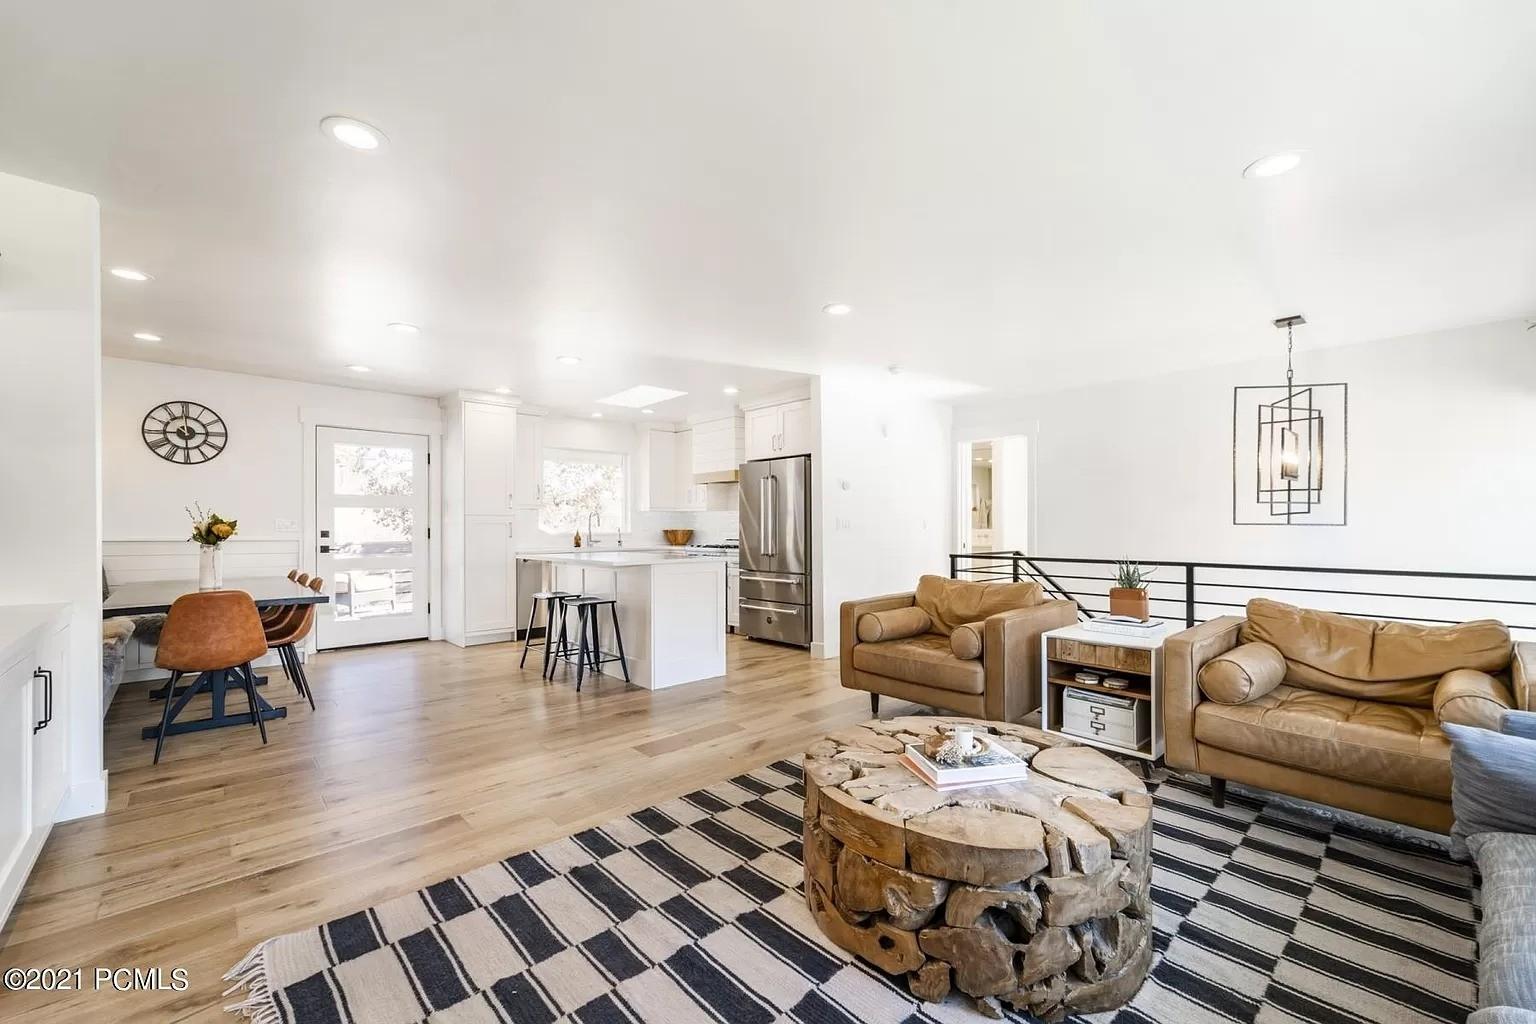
1445,721,1536,840
1502,709,1536,742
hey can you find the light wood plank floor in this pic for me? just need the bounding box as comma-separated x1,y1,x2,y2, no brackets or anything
0,634,907,1022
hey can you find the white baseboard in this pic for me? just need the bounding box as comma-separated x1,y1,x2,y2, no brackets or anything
811,640,835,660
57,769,108,821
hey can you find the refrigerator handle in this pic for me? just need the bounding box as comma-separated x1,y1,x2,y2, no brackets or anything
759,476,769,557
768,473,778,557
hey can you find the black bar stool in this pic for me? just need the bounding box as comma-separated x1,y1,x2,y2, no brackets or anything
521,590,578,676
562,596,630,691
544,593,589,680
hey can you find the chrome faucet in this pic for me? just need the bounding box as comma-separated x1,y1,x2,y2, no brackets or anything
585,510,600,546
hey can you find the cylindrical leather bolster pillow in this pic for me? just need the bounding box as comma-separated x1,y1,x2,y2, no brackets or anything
857,607,931,643
1198,641,1286,704
950,621,985,660
1435,669,1514,729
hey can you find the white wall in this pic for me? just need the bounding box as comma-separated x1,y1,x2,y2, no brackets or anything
103,358,441,548
0,172,104,817
952,318,1536,574
814,369,954,655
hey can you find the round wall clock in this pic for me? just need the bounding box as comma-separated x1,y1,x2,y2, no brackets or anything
142,401,227,464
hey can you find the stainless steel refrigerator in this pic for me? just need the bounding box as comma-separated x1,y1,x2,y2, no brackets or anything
738,454,812,646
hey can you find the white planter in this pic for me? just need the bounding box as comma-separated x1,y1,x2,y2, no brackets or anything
198,544,225,590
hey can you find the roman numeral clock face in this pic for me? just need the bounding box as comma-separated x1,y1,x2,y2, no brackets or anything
142,401,227,464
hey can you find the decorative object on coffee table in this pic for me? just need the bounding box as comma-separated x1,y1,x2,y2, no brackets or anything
802,717,1153,1020
1107,560,1152,621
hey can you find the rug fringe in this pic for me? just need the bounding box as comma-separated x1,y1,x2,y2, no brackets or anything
222,939,281,1024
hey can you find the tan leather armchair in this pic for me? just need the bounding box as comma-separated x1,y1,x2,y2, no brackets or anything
840,576,1077,722
1165,598,1532,833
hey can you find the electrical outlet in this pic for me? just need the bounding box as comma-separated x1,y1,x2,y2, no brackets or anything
275,518,299,533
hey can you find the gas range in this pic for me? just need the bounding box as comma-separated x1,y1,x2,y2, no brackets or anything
683,542,739,565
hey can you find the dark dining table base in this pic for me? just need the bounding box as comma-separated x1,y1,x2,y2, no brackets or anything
139,668,288,740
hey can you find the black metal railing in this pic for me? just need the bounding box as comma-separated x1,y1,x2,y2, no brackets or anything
949,552,1536,640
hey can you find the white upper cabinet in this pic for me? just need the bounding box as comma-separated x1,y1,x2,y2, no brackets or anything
462,401,518,515
641,427,707,511
744,399,813,460
692,414,745,475
511,413,544,509
778,399,814,457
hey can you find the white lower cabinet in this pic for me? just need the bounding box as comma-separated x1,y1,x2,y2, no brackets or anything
0,606,71,928
464,520,516,635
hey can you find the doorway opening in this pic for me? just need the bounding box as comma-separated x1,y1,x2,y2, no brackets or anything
956,436,1029,554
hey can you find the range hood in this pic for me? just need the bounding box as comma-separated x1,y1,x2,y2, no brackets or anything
694,469,740,485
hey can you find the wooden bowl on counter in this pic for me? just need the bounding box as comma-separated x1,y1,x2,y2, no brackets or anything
662,529,695,546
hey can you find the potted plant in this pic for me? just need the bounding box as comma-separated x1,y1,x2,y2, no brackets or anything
1109,560,1152,621
187,503,238,590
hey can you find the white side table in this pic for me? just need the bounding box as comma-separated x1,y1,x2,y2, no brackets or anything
1040,623,1166,765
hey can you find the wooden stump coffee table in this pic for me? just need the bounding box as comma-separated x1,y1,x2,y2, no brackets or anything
802,716,1153,1020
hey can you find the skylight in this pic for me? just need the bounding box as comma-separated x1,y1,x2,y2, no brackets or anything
597,385,688,408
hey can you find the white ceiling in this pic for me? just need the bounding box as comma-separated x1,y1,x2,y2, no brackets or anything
3,2,1534,410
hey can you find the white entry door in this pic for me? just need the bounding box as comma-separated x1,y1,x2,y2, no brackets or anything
315,427,431,649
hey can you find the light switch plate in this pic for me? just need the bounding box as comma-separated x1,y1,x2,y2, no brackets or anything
275,518,299,533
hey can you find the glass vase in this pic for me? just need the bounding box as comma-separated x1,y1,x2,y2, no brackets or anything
198,544,224,590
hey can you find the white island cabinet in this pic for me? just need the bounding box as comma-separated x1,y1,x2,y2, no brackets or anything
517,551,727,689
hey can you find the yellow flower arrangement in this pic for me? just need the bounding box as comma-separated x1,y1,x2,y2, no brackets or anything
187,502,239,547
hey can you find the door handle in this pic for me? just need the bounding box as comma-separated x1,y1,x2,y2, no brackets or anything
319,545,331,553
32,667,51,733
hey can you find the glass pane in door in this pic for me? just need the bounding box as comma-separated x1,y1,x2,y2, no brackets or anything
334,444,415,496
332,569,415,621
331,507,415,557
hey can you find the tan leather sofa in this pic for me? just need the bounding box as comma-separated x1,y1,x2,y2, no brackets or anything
840,575,1077,722
1166,597,1532,832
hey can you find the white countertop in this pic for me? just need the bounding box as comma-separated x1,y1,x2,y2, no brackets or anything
516,550,728,568
0,603,70,672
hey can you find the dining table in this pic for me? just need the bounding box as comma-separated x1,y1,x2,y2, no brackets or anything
103,577,330,740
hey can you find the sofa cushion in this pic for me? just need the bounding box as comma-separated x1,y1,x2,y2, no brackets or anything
1467,832,1536,1013
857,607,931,643
1198,641,1286,704
1240,597,1512,707
851,633,985,695
950,621,984,660
1194,684,1450,797
1435,669,1515,729
914,575,1043,636
1445,721,1536,840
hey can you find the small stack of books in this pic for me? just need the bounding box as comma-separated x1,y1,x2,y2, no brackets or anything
1084,615,1167,637
900,738,1030,791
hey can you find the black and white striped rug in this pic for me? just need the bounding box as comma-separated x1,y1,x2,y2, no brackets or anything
224,760,1478,1024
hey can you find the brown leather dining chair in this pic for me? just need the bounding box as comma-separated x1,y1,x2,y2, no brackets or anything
265,577,324,711
264,569,304,625
153,591,271,764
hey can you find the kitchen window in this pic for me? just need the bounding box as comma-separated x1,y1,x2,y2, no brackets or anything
539,447,628,534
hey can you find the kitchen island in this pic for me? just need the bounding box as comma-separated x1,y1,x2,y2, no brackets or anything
516,550,727,689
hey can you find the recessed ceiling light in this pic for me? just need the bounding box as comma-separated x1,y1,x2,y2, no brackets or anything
1242,150,1305,179
493,386,512,395
346,364,372,373
642,408,655,415
386,321,420,334
598,384,688,408
110,267,152,282
591,412,603,419
823,302,852,316
320,115,386,151
132,332,162,342
556,355,583,366
722,386,739,395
